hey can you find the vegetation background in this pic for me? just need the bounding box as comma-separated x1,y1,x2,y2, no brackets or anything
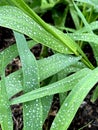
0,0,98,130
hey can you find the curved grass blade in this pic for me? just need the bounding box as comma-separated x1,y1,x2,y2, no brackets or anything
58,62,86,79
9,0,78,54
0,5,71,54
38,53,81,81
51,26,94,69
91,85,98,102
0,0,9,5
2,0,94,69
0,3,94,69
69,33,98,65
10,68,91,104
75,0,98,10
0,53,81,98
40,76,57,124
50,67,98,130
73,1,93,34
69,6,80,29
14,31,42,130
75,21,98,33
0,40,37,75
69,33,98,43
40,0,60,9
0,57,13,130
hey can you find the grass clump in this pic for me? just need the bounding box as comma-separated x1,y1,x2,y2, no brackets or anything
0,0,98,130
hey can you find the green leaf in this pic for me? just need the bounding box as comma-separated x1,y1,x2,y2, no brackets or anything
69,6,80,29
50,67,98,130
69,33,98,65
14,31,42,130
0,0,8,5
24,0,41,13
38,53,81,81
10,68,91,104
0,53,81,98
75,21,98,33
0,40,36,75
0,2,94,69
40,0,60,9
91,85,98,102
0,57,13,130
58,62,86,79
50,26,94,69
75,0,98,12
52,6,68,27
73,1,93,33
0,5,71,54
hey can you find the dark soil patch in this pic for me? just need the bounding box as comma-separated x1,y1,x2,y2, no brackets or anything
0,27,98,130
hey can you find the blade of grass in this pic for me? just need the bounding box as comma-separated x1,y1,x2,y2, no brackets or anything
40,0,60,9
0,40,37,75
38,53,81,81
0,56,13,130
91,85,98,102
50,25,94,69
0,1,94,69
14,31,42,130
75,0,98,10
69,33,98,65
69,6,80,29
10,68,91,104
10,0,94,69
78,120,93,130
73,1,93,34
0,5,72,54
50,67,98,130
75,21,98,33
0,53,81,98
9,0,78,54
40,75,58,124
58,62,86,78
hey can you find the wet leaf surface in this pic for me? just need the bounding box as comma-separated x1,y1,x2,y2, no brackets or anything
0,27,98,130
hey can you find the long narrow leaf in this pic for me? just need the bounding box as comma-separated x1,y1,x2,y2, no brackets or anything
0,4,94,69
14,31,42,130
10,68,91,104
9,0,78,54
73,1,93,34
0,57,13,130
0,40,37,75
50,67,98,130
0,53,81,98
69,33,98,65
75,21,98,33
0,5,71,54
75,0,98,10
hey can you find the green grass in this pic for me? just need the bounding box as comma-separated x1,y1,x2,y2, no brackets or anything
0,0,98,130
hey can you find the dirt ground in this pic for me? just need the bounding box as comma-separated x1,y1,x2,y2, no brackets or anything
0,27,98,130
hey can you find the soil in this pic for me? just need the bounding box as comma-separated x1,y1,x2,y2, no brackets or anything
0,27,98,130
